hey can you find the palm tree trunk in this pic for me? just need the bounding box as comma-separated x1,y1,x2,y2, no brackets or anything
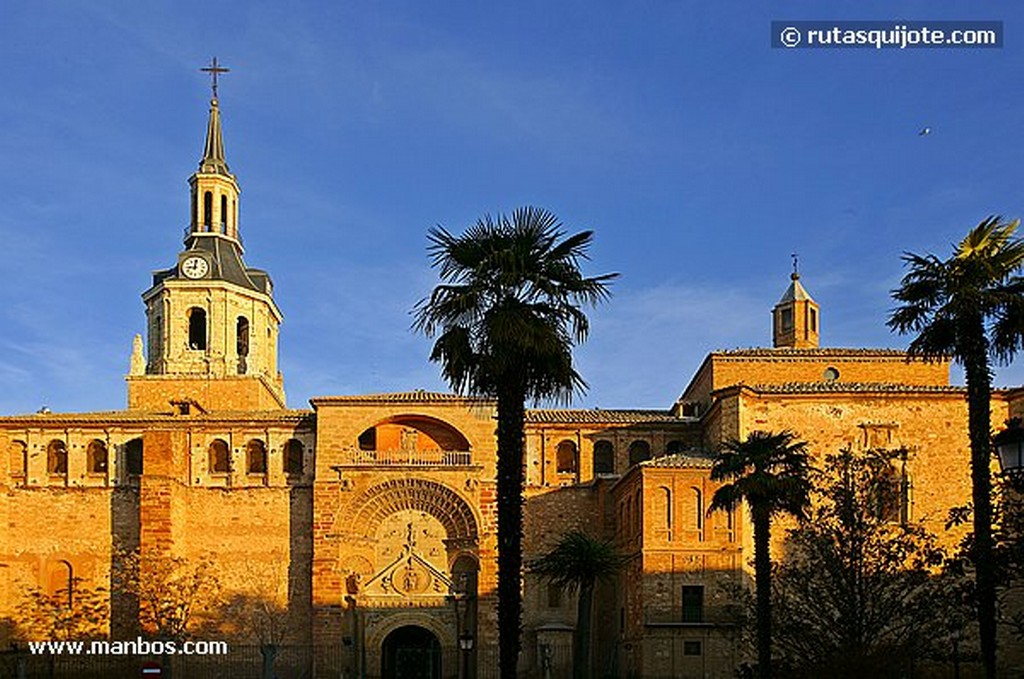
752,504,773,679
962,318,997,679
496,384,526,679
574,582,594,679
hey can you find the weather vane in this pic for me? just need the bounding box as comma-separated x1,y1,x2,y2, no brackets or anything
791,252,799,275
200,57,230,99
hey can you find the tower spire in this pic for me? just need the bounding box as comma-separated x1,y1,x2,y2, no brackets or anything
198,58,230,174
189,61,241,241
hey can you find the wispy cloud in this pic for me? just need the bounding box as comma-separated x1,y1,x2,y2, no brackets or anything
572,282,767,408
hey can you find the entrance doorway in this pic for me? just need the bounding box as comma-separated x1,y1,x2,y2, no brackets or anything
381,625,442,679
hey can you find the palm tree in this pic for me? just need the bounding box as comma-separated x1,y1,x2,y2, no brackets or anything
414,207,617,679
709,430,812,679
528,530,627,679
888,215,1024,679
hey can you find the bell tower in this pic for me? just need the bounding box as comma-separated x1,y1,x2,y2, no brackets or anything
772,263,819,349
127,61,285,411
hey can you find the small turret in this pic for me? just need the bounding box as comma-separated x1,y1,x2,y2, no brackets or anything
772,269,819,349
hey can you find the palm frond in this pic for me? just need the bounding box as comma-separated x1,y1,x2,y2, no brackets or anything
889,215,1024,367
527,530,627,594
413,206,617,402
709,430,812,520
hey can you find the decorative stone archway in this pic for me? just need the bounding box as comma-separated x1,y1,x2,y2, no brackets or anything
367,612,453,679
381,625,443,679
340,478,479,547
330,478,480,679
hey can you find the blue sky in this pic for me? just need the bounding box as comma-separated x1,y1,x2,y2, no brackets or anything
1,0,1022,414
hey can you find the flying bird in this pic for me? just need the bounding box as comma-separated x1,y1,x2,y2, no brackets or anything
919,127,932,136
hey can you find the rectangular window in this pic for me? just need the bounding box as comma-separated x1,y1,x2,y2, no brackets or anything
682,585,704,623
547,583,562,608
781,308,794,330
809,307,818,332
683,640,702,656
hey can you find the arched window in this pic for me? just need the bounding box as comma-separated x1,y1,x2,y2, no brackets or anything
236,316,250,375
284,439,304,476
151,314,162,360
666,440,684,455
188,307,207,350
86,439,108,474
692,488,704,530
236,317,250,357
220,194,228,233
628,440,651,466
358,427,377,451
247,439,267,474
126,438,143,476
48,560,74,607
8,440,27,482
47,440,68,476
450,554,479,597
203,191,212,230
209,439,230,473
659,486,673,530
625,495,633,535
593,440,615,475
556,440,578,475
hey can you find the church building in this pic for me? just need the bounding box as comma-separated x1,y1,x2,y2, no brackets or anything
2,86,1022,679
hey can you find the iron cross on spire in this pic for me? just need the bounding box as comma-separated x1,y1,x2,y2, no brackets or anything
791,252,800,276
201,57,230,99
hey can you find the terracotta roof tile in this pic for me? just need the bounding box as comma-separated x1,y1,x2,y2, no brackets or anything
526,409,692,425
714,348,914,358
311,391,493,405
642,452,715,468
0,409,313,425
742,382,965,394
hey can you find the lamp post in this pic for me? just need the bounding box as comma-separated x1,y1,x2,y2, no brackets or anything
951,626,963,679
458,630,474,679
994,418,1024,491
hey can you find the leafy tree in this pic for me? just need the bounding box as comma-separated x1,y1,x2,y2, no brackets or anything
709,430,812,679
112,550,221,641
528,530,627,679
771,447,960,677
220,560,294,679
888,215,1024,678
18,577,108,640
414,206,616,678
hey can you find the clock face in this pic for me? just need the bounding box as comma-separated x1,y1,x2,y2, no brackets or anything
181,256,209,279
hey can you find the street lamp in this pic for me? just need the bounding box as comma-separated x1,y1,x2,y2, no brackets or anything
459,629,475,679
994,418,1024,490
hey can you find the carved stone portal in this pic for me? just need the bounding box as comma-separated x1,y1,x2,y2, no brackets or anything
364,510,452,599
